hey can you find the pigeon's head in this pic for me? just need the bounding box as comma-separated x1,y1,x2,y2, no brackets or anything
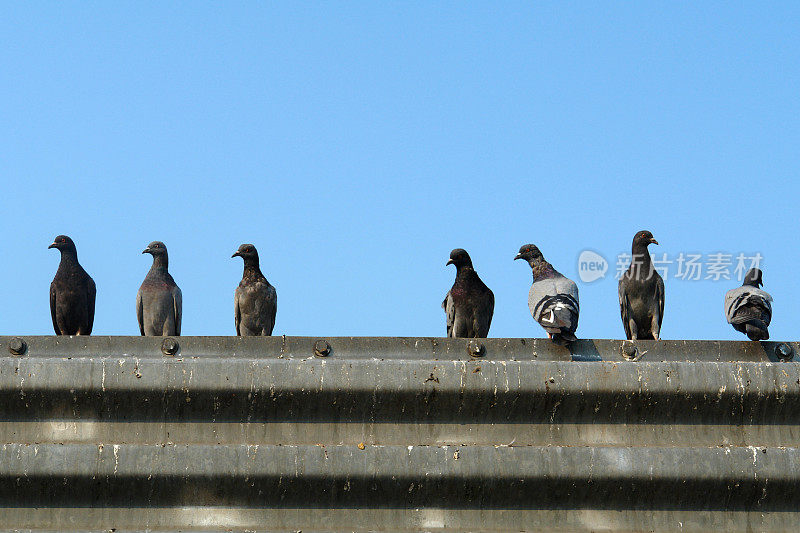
743,268,764,288
142,241,168,257
632,230,658,249
48,235,76,254
514,244,544,264
232,243,259,261
446,248,473,268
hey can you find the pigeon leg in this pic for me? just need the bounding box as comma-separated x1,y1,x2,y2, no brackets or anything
651,314,661,341
628,319,638,340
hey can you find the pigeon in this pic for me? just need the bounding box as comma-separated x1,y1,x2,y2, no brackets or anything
48,235,96,335
725,268,772,341
618,230,665,340
232,244,277,336
515,244,579,346
442,248,494,338
136,241,182,336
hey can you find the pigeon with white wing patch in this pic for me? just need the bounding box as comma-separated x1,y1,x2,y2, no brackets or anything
515,244,579,346
725,268,772,341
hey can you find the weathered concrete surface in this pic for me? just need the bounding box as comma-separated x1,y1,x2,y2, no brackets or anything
0,351,798,447
0,336,797,531
3,335,798,362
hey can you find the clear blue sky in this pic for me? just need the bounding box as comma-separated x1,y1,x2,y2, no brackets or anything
2,3,798,340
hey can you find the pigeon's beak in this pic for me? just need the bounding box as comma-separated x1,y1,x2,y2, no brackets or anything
514,253,523,261
142,248,150,254
650,238,659,245
232,251,241,258
48,243,57,249
446,259,454,266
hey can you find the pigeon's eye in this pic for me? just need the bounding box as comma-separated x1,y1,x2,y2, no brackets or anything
60,238,65,243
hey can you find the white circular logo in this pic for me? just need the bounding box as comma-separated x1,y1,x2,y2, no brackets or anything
577,250,608,283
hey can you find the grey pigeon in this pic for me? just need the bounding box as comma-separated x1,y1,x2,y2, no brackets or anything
515,244,579,346
725,268,772,340
618,230,665,340
232,244,277,336
49,235,96,335
136,241,182,336
442,248,494,338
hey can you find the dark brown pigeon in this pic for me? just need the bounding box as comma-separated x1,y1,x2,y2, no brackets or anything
442,249,494,338
136,241,182,336
49,235,96,335
515,244,579,346
618,230,664,340
725,268,772,340
232,244,277,336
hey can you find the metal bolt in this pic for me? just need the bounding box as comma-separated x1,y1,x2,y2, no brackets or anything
468,340,485,357
314,340,331,357
161,337,179,356
622,342,638,361
775,343,793,362
8,338,26,356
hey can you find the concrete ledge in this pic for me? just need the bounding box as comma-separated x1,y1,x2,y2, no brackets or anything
0,336,796,531
0,335,797,362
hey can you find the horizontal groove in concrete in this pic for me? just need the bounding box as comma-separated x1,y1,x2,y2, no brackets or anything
1,421,797,447
0,358,797,447
0,444,793,518
7,508,800,532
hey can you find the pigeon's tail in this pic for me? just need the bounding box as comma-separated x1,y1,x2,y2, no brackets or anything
745,321,769,341
559,330,578,342
549,330,578,346
730,305,771,341
549,332,576,346
539,297,578,335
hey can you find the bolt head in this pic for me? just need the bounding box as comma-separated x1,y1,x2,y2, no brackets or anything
775,343,793,362
622,342,638,360
314,340,331,357
8,338,26,356
161,337,179,356
468,340,485,357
